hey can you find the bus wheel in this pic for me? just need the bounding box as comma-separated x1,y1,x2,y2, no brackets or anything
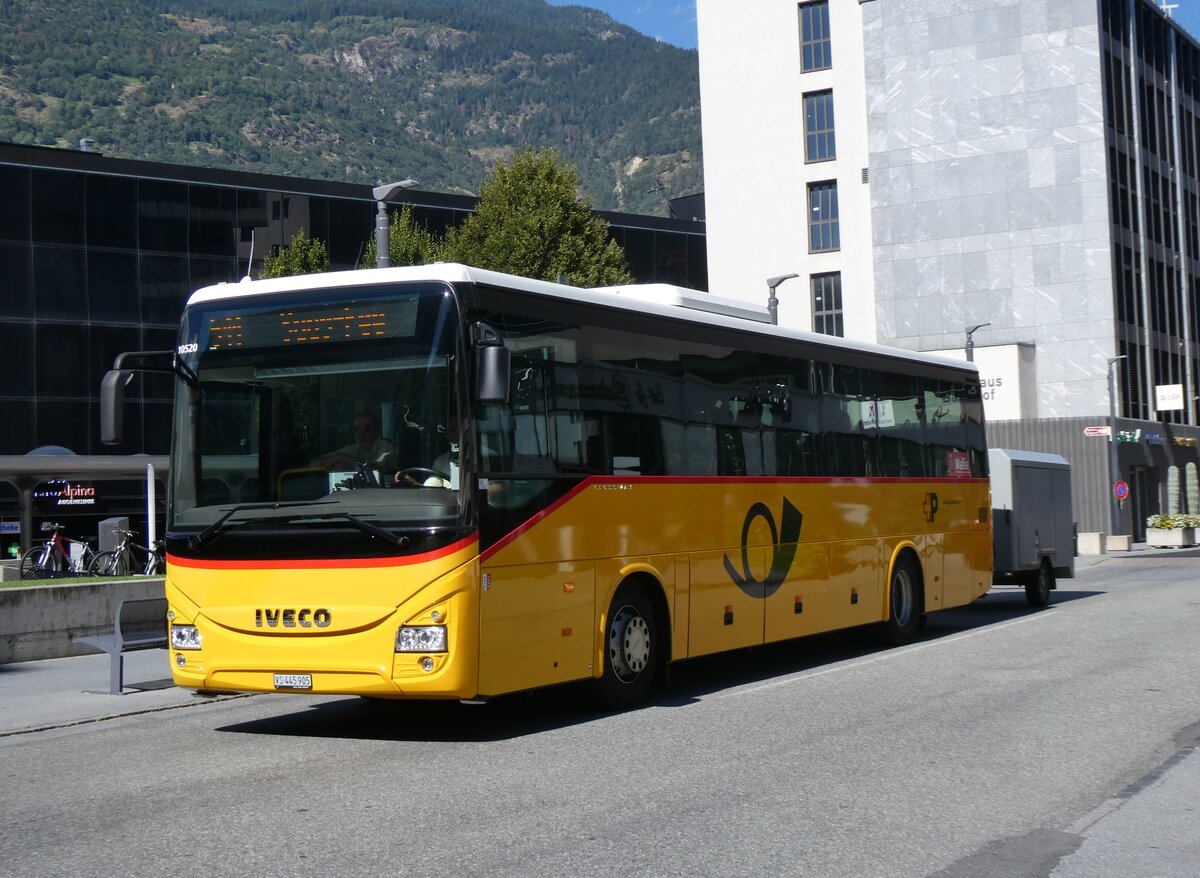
596,582,657,710
1025,559,1053,608
883,554,921,646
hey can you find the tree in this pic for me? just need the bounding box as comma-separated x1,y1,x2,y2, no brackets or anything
442,146,632,287
259,228,329,278
361,205,444,269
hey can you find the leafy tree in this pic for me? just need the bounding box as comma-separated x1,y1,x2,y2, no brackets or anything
259,228,329,278
361,205,444,268
443,146,632,287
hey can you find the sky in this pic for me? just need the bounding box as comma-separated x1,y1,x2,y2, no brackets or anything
547,0,698,50
549,1,1200,54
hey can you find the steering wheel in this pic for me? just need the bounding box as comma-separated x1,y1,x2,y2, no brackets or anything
395,466,451,487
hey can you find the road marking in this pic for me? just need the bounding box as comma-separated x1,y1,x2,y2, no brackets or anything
706,611,1058,701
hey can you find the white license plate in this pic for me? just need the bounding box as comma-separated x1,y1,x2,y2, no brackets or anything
273,673,312,690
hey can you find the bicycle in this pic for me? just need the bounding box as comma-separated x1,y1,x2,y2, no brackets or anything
89,527,166,577
20,524,99,579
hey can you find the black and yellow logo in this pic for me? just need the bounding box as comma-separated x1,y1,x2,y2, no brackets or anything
723,498,803,599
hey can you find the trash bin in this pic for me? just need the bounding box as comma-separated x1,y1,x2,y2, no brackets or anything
99,517,129,553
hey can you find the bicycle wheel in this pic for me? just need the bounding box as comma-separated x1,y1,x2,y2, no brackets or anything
89,550,130,577
145,551,165,575
21,546,60,580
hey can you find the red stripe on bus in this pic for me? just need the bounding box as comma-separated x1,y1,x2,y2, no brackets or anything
167,535,478,570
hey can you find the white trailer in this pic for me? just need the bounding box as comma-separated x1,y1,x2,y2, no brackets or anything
989,448,1075,606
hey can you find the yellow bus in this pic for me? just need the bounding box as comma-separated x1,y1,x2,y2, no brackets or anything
101,264,991,709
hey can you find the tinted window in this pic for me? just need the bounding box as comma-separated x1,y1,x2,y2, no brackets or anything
0,321,34,401
33,246,86,321
88,250,139,323
36,322,89,397
139,180,188,252
0,400,35,454
0,165,31,242
0,244,32,318
190,185,237,256
32,169,84,245
87,174,138,249
140,254,190,325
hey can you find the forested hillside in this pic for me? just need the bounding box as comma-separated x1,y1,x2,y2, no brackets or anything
0,0,702,215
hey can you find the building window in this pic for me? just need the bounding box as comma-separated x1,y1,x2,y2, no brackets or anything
799,1,831,72
812,272,843,336
804,90,836,161
808,181,840,252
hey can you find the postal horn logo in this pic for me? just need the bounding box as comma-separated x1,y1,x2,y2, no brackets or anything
723,498,803,599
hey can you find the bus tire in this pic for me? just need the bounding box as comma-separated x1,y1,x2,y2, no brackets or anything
882,553,921,646
1025,559,1053,608
596,582,658,710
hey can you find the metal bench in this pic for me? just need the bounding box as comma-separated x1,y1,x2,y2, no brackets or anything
75,597,169,694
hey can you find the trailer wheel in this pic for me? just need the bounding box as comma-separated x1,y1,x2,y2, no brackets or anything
1025,559,1053,608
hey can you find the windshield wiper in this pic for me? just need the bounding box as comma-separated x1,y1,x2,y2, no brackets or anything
188,501,337,551
280,512,410,548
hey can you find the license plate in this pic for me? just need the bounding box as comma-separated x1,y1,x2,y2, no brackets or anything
273,673,312,690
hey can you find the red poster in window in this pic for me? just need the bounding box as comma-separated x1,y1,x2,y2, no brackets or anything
946,451,972,477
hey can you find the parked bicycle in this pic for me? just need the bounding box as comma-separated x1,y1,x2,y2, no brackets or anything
88,527,166,577
20,523,99,579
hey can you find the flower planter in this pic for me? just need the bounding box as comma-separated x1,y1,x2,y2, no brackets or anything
1145,527,1198,548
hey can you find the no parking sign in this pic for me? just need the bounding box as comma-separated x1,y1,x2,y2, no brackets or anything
1114,480,1129,501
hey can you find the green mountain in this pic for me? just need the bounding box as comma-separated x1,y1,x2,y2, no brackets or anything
0,0,702,216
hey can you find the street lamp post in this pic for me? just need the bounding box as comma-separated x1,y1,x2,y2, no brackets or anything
1107,354,1128,536
964,322,991,362
766,273,800,325
372,179,418,268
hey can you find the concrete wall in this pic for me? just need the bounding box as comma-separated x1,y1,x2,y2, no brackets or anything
0,578,165,664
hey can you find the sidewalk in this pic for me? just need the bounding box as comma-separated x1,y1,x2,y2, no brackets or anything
0,648,246,737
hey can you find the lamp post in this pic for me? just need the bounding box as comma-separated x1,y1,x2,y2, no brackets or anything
964,322,991,362
1107,354,1128,536
766,273,800,325
372,179,418,268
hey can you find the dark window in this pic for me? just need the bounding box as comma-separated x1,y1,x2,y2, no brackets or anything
811,272,843,336
36,322,89,398
0,244,33,318
0,401,35,454
90,326,141,404
190,185,237,257
190,257,238,292
325,197,370,268
653,231,690,287
86,174,138,250
622,228,655,281
0,165,31,243
33,246,86,321
808,181,840,252
804,90,836,162
799,1,832,72
32,169,85,245
0,322,34,401
140,254,191,326
139,180,189,253
35,399,93,454
88,251,139,323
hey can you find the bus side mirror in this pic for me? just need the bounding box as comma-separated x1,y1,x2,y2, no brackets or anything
100,369,134,445
473,322,510,403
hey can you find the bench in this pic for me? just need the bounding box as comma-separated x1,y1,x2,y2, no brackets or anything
75,597,169,694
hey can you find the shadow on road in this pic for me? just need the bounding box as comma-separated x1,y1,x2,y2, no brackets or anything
216,587,1105,743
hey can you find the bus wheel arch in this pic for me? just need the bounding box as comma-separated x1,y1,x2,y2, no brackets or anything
595,574,668,710
882,547,924,646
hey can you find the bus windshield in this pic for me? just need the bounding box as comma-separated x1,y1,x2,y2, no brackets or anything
169,283,463,535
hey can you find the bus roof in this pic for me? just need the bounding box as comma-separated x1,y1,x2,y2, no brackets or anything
187,263,977,376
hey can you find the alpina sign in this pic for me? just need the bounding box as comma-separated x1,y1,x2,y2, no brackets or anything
33,480,98,506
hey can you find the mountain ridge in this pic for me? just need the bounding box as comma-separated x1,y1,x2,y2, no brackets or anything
0,0,703,216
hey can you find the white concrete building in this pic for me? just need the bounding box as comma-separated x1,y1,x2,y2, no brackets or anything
697,0,1200,537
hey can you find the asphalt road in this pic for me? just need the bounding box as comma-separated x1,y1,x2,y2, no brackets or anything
2,551,1198,878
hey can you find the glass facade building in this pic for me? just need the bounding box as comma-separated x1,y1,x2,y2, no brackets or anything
0,141,707,459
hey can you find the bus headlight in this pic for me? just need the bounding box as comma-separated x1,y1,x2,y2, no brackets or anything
395,626,447,653
171,625,202,650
